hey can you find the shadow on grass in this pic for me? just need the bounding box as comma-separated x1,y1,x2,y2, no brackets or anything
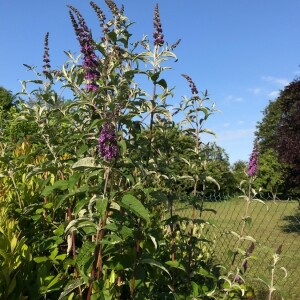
281,210,300,233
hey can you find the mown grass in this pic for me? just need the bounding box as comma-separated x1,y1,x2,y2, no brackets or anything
174,198,300,299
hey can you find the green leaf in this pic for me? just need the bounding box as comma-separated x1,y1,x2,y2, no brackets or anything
165,260,186,272
49,247,59,261
76,144,89,156
202,208,217,214
95,197,108,219
6,276,16,296
119,226,134,239
230,231,240,239
65,218,97,235
43,202,54,209
242,236,256,242
140,258,171,278
76,241,95,271
243,216,252,226
72,157,95,169
156,79,167,89
58,278,85,300
34,256,48,263
42,180,69,197
119,194,150,223
118,140,127,157
191,281,199,296
47,273,61,290
150,72,160,82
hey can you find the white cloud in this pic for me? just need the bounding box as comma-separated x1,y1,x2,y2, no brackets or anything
238,120,244,125
225,95,233,101
235,97,243,102
261,76,289,87
224,95,244,102
268,90,279,98
217,128,255,142
222,122,230,128
248,88,262,95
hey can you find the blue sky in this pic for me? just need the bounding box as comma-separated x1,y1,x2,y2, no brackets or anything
1,0,299,163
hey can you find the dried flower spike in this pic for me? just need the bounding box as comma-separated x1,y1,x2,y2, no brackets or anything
182,74,199,95
90,1,106,26
247,143,259,176
153,4,164,46
105,0,119,15
43,32,51,76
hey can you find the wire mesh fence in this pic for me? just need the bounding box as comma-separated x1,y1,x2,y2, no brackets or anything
173,195,300,299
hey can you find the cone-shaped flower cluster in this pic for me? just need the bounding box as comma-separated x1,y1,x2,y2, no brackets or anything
153,4,164,46
98,123,118,160
182,74,199,95
43,32,51,76
69,6,99,92
90,1,106,24
105,0,119,16
247,143,259,176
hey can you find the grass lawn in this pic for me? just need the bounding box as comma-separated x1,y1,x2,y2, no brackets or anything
174,198,300,299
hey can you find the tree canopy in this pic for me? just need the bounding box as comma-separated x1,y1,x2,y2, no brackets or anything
256,77,300,194
0,86,15,111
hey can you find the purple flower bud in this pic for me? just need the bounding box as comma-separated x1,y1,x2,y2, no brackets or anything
247,143,259,176
98,123,118,160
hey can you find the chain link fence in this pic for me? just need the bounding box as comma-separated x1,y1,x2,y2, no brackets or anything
173,195,300,299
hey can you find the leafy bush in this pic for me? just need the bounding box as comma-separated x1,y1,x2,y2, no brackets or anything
0,1,278,299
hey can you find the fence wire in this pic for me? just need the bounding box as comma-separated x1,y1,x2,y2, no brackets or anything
173,196,300,299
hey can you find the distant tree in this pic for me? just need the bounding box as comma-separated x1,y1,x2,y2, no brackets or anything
0,86,15,111
231,160,248,191
255,77,300,194
204,143,235,194
0,86,16,139
275,78,300,190
254,148,285,200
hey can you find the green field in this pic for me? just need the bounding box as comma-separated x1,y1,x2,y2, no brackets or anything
174,198,300,299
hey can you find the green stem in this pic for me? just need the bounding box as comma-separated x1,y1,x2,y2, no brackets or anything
87,167,111,300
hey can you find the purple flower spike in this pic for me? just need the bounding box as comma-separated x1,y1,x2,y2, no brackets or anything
247,143,259,176
153,4,164,46
181,74,199,95
69,6,99,92
98,123,118,160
